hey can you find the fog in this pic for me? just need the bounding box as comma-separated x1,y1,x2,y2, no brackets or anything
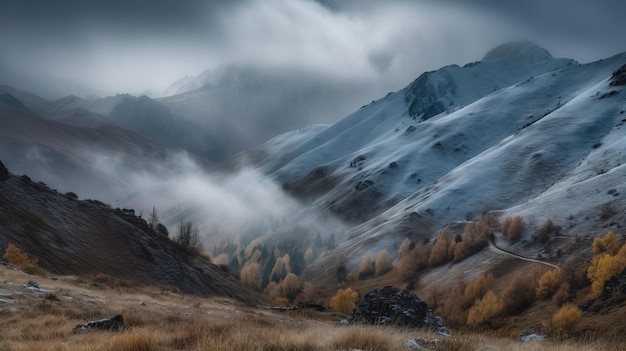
84,149,345,247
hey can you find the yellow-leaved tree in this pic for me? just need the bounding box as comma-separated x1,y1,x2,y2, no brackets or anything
330,288,358,314
587,231,626,295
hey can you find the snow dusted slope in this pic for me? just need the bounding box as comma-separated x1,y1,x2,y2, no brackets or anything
254,42,626,252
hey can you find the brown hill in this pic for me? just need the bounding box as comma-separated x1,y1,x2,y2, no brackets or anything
0,160,260,303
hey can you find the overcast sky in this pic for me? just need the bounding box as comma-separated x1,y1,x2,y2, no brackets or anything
1,0,624,97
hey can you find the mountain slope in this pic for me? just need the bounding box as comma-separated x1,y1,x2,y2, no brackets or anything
0,160,259,301
0,100,187,202
246,43,626,262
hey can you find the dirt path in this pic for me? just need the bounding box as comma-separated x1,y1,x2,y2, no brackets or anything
489,238,559,269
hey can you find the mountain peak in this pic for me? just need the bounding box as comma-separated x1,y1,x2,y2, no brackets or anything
482,41,553,62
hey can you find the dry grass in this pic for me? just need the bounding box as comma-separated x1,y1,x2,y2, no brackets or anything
0,265,624,351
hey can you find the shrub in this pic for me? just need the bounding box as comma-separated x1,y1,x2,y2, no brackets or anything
155,223,169,237
274,297,290,307
599,203,617,219
374,249,393,276
329,288,358,314
3,243,41,274
552,304,582,334
536,268,563,300
467,290,501,326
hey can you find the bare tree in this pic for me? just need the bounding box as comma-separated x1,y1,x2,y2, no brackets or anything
148,206,159,230
175,220,201,252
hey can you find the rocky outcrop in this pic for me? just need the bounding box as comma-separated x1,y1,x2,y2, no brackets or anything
580,265,626,311
0,160,8,181
347,286,449,335
610,64,626,86
73,314,124,332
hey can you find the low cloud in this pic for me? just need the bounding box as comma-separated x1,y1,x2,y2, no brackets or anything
85,149,344,247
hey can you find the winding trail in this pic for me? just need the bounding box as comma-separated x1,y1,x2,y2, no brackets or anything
489,238,559,269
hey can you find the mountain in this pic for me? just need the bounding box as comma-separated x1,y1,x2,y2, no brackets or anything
162,68,219,97
107,94,230,161
158,65,386,159
0,160,259,301
241,42,625,267
0,99,188,202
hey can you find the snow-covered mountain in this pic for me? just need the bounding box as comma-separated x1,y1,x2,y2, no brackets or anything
246,42,625,260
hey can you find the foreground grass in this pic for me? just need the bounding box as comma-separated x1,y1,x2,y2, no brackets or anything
1,265,624,351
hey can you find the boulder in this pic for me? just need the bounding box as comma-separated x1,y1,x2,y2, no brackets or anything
347,286,449,335
517,331,544,342
73,314,124,332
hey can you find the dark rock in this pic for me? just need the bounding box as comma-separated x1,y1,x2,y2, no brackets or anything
347,286,449,335
73,314,124,332
610,64,626,86
0,160,8,181
24,281,50,293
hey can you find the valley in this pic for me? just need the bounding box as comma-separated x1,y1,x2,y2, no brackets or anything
1,40,626,349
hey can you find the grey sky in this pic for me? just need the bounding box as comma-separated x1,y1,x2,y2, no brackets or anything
0,0,624,97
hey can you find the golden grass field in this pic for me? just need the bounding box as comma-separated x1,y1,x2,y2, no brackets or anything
1,264,624,351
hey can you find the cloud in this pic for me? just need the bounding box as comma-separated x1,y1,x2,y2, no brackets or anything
85,149,344,246
1,0,624,107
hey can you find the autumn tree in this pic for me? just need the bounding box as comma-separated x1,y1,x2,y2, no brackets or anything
429,229,450,266
398,238,413,260
587,231,626,295
467,290,501,326
240,261,262,289
304,246,314,265
536,268,563,300
501,216,524,242
552,304,582,334
452,220,490,262
374,249,393,276
279,273,301,301
3,243,40,274
330,288,358,314
500,272,537,314
358,251,374,279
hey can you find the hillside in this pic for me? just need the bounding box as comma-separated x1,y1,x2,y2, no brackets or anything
0,160,259,301
0,98,214,203
242,43,625,262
